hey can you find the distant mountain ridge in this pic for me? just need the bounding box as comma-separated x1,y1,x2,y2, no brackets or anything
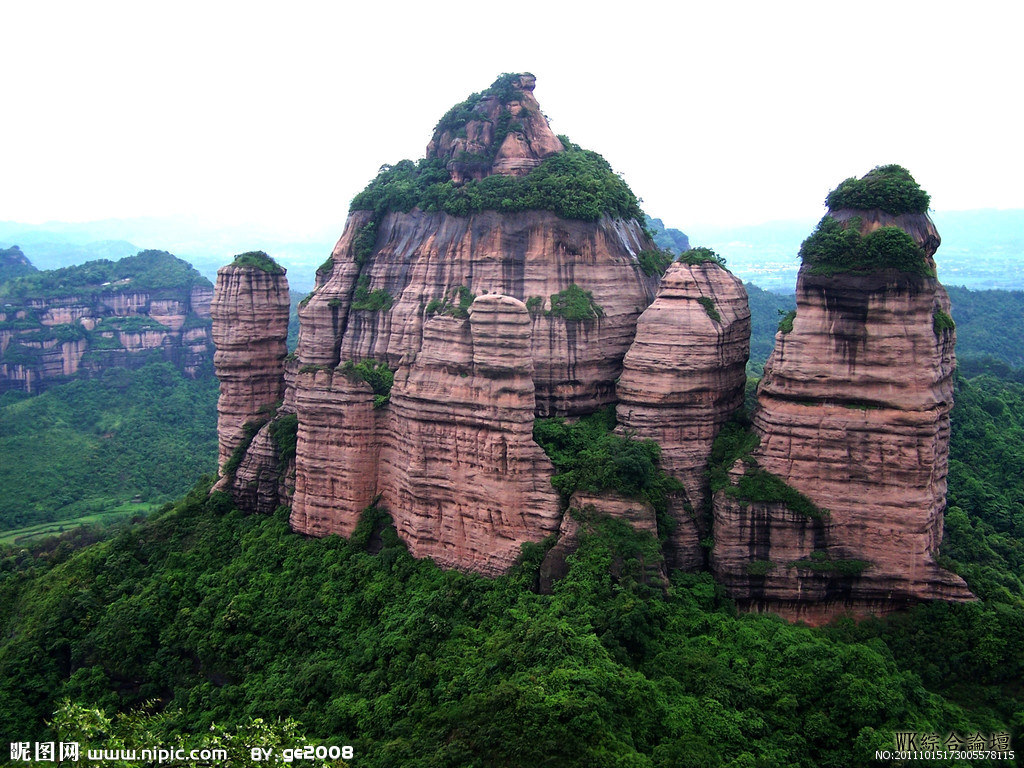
0,246,37,282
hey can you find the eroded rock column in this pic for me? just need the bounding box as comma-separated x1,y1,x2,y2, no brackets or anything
617,260,750,568
211,260,289,471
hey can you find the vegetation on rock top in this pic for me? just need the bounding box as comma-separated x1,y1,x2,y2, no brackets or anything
231,251,286,275
799,216,932,277
433,72,531,137
0,245,38,282
825,164,930,216
426,285,475,319
677,247,728,268
349,139,644,225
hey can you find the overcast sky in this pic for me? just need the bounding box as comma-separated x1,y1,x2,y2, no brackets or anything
3,1,1022,239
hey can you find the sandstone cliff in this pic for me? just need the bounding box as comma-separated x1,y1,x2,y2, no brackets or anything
210,254,290,471
0,250,214,393
617,257,750,568
266,74,669,573
289,296,562,574
711,167,973,621
297,209,659,416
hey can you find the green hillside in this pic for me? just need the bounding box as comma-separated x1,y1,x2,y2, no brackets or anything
0,362,218,536
1,363,1022,764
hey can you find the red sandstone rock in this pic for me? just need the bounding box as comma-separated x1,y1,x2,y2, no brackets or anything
289,368,382,538
712,209,973,619
617,261,750,567
426,73,564,184
291,295,563,575
211,263,290,470
297,209,659,416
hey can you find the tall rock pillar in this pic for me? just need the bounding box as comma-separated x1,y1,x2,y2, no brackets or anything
711,166,973,622
617,257,750,568
211,253,290,471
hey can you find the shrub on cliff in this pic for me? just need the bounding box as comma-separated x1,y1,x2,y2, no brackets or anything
339,359,394,408
636,248,673,277
799,216,932,276
231,251,285,275
349,141,644,225
678,247,727,268
826,164,930,216
547,284,604,321
533,407,683,522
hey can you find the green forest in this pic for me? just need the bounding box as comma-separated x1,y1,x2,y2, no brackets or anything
2,276,1023,765
0,363,219,537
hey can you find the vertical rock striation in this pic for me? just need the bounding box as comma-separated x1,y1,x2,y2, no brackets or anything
211,257,289,471
617,259,750,567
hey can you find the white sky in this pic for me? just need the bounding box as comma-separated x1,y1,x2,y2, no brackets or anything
3,1,1022,238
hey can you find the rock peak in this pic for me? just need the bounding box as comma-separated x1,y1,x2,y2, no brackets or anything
426,72,565,184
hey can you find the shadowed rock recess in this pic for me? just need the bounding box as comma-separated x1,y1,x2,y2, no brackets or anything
213,80,971,621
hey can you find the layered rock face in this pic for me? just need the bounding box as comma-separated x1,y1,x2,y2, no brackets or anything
617,260,750,567
221,74,665,577
291,295,563,575
379,295,563,574
217,87,969,621
712,203,973,621
210,263,289,470
297,209,658,416
426,73,565,183
289,369,382,537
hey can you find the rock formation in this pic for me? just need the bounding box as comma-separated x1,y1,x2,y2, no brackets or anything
220,74,666,575
291,295,563,575
215,85,971,624
426,72,565,183
210,255,290,471
711,167,973,622
617,258,750,567
379,295,563,574
0,250,214,393
297,209,659,416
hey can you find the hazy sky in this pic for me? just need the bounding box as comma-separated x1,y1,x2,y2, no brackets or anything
4,1,1022,239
